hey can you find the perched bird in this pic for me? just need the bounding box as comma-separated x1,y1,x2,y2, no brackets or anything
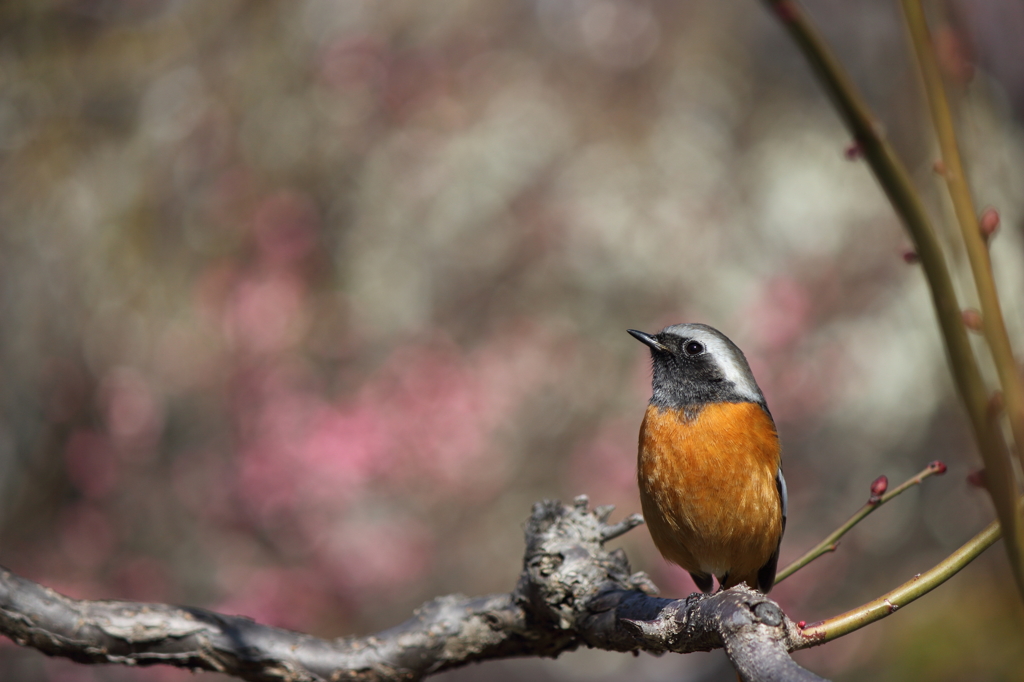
628,323,786,593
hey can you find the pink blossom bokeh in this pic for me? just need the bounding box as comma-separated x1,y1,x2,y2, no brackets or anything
1,2,1021,682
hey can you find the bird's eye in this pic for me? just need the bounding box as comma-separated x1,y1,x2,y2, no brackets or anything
684,340,705,356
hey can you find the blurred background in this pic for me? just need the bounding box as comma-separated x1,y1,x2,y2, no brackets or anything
1,0,1023,680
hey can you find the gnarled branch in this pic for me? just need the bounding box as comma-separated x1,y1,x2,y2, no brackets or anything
0,496,825,682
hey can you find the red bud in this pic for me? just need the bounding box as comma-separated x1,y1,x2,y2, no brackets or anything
966,469,986,488
902,250,920,264
797,621,806,628
772,0,798,22
989,391,1004,417
934,26,975,85
870,475,889,497
962,309,982,331
980,208,1000,240
928,460,947,475
844,142,862,160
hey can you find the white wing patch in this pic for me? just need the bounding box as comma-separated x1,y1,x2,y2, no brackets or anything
777,467,788,523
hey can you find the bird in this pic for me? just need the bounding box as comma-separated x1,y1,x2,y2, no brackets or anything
628,323,786,594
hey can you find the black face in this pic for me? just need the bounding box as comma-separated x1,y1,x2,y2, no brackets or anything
627,328,759,411
645,332,737,408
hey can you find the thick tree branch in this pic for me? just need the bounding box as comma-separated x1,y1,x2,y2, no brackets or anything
0,496,825,682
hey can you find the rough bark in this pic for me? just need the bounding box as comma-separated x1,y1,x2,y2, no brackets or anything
0,496,827,682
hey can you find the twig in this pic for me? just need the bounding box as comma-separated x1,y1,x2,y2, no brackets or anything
899,1,1024,466
759,0,1024,602
898,0,1024,582
800,517,1001,643
600,513,645,541
776,462,947,583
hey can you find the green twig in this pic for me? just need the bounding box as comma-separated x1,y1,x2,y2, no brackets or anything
899,0,1024,517
759,0,1024,601
799,517,1001,644
776,462,946,583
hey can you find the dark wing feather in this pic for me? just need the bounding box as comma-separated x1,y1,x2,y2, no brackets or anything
756,467,788,593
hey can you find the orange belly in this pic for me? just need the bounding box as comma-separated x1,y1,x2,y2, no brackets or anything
638,401,782,589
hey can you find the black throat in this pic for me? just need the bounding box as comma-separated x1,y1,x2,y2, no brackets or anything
648,351,769,419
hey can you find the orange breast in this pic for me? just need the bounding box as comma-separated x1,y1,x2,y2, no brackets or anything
637,401,782,588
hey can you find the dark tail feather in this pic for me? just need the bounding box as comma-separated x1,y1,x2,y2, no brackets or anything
690,571,714,593
756,543,781,594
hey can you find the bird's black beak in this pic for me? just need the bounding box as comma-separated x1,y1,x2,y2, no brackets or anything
627,329,667,352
